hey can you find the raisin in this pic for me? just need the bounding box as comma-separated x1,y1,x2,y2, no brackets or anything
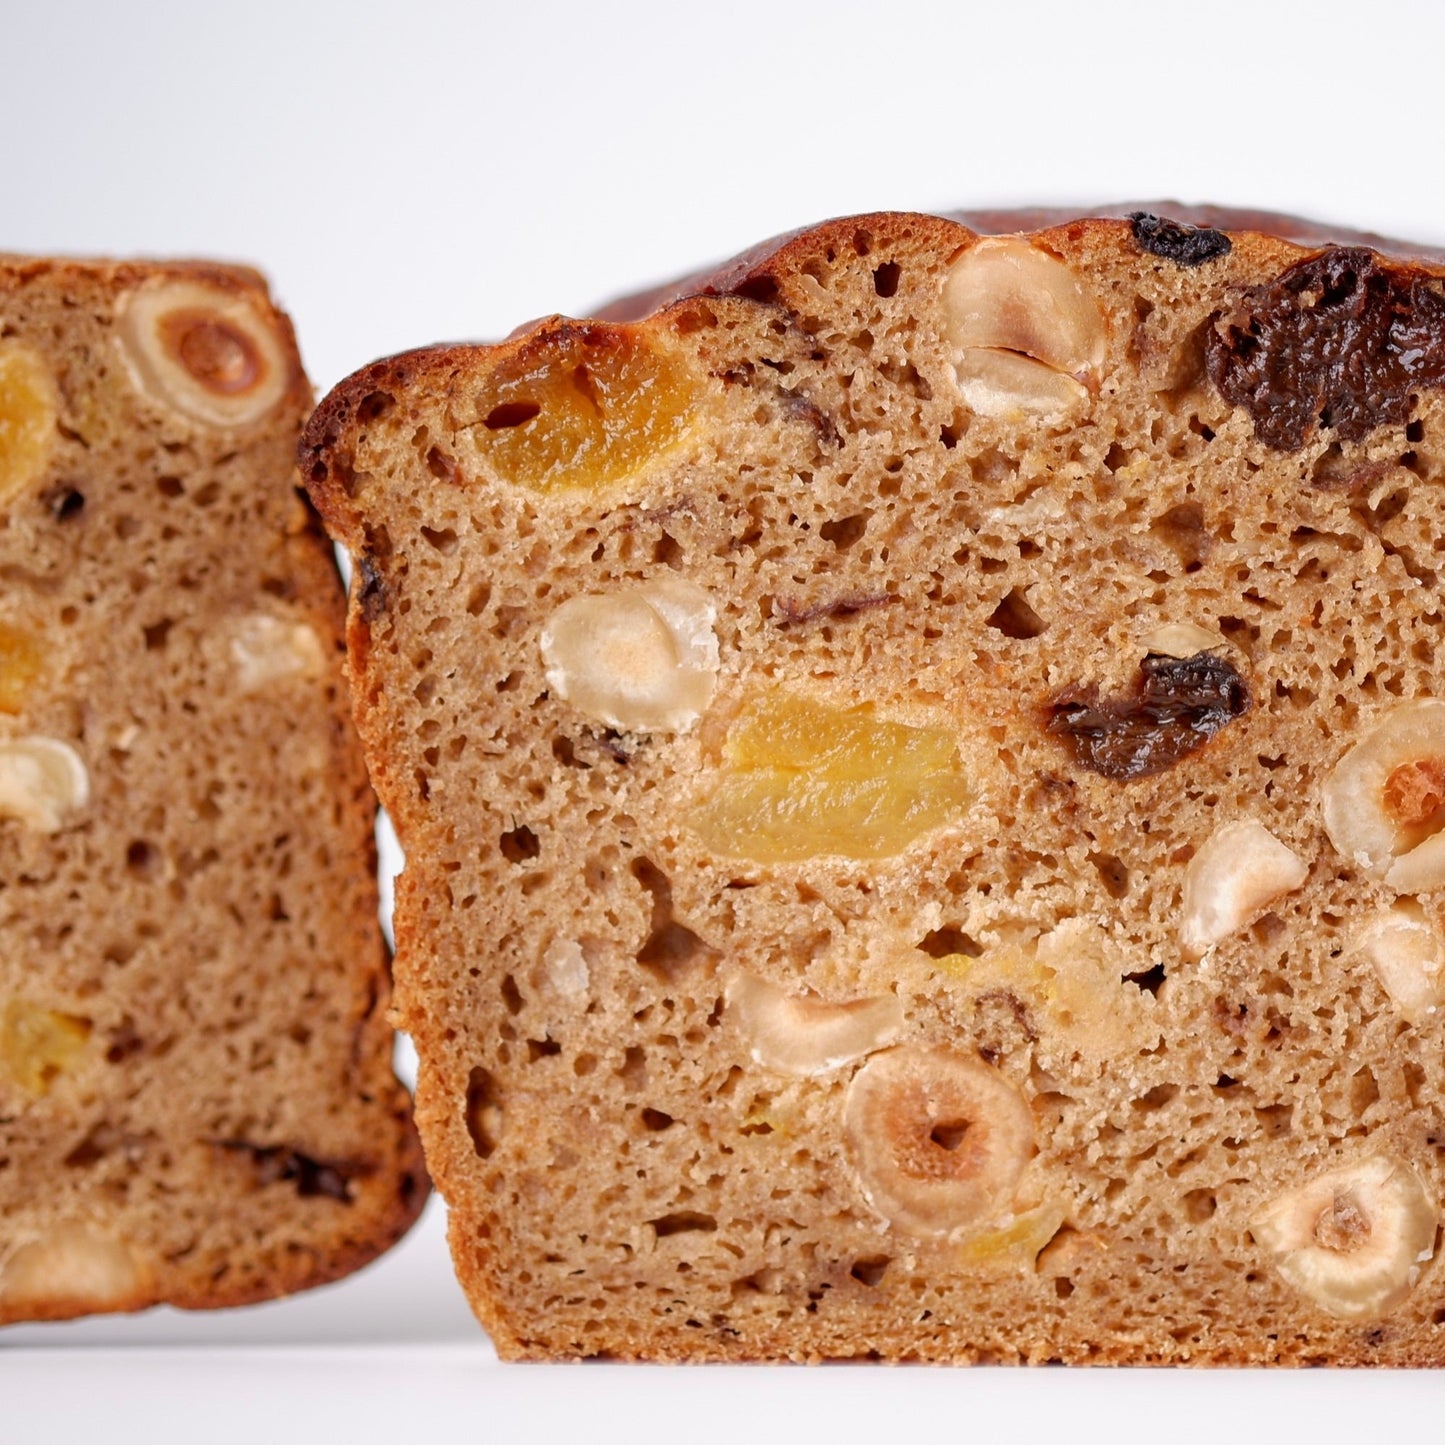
772,591,894,627
1129,212,1232,267
1046,652,1250,780
217,1141,363,1202
355,552,387,620
1206,247,1445,451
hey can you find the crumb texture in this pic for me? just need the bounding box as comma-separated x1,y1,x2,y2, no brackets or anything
0,257,424,1324
304,209,1445,1363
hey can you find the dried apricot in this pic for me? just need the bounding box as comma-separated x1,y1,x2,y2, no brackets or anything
692,694,969,862
473,323,703,493
0,343,58,504
1,1000,91,1096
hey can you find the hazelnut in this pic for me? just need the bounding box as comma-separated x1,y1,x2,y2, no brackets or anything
1179,819,1308,957
0,342,59,506
1252,1156,1436,1322
115,279,290,429
940,238,1106,420
0,737,89,833
1140,622,1227,659
843,1046,1034,1238
540,578,717,733
231,613,327,693
724,969,903,1076
1353,902,1445,1024
952,347,1089,422
1322,699,1445,891
0,1224,150,1310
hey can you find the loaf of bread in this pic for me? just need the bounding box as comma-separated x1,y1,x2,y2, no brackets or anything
302,207,1445,1363
0,257,425,1323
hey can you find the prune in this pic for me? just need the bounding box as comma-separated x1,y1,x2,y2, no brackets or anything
1130,212,1232,267
1047,652,1250,780
1207,247,1445,450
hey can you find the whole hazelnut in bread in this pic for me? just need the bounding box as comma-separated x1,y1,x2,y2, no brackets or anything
303,207,1445,1363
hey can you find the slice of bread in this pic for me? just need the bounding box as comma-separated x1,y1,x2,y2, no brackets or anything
302,208,1445,1363
0,257,425,1323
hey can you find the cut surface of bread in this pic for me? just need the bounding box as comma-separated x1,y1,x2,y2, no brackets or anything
303,207,1445,1363
0,257,425,1324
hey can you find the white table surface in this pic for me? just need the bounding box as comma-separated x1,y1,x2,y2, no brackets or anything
5,0,1445,1435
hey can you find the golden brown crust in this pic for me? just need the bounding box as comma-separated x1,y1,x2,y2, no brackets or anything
948,203,1445,260
595,205,1445,323
0,255,426,1325
304,207,1445,1363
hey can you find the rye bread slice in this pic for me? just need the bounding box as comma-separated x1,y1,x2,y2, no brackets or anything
0,256,425,1323
302,208,1445,1363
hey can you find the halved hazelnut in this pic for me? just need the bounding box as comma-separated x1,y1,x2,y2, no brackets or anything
1252,1156,1436,1321
0,342,59,506
1354,902,1445,1024
1179,819,1308,957
231,613,327,693
540,578,717,733
115,280,290,429
0,1224,151,1310
952,348,1089,422
842,1045,1034,1238
941,238,1106,420
0,737,89,833
724,969,903,1076
1322,700,1445,891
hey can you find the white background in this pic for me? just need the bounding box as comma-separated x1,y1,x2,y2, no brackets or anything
5,0,1445,1436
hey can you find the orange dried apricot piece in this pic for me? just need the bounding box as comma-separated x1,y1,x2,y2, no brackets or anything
692,694,970,863
0,623,44,715
473,323,702,493
0,344,58,505
1,1000,92,1096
